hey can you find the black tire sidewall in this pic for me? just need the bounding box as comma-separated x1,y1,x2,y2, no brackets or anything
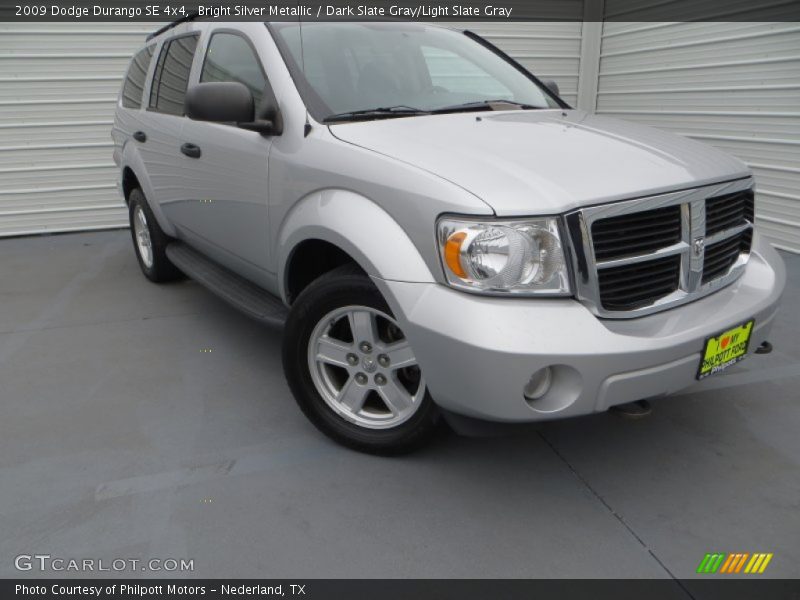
282,267,439,455
128,189,181,282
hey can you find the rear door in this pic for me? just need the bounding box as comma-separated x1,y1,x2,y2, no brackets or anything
140,33,200,226
177,30,274,285
113,44,155,178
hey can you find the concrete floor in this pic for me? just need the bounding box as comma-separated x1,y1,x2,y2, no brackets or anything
0,230,798,582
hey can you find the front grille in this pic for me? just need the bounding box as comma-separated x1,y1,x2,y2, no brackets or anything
591,205,682,261
568,180,755,318
703,230,753,284
706,190,754,236
598,255,681,311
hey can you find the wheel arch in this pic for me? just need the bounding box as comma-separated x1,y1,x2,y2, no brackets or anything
284,239,364,304
121,167,140,204
119,144,178,237
277,189,435,304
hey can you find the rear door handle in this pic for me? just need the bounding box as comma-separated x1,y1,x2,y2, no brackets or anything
180,143,201,159
132,131,146,143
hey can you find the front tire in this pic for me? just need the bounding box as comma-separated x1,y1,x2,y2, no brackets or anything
282,265,439,455
128,188,182,283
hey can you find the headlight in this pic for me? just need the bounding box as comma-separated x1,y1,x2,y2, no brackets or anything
437,216,571,295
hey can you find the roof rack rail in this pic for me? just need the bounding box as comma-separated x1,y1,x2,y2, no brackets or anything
146,11,201,41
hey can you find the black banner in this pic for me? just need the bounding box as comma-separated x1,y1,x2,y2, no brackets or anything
5,579,800,600
1,0,800,22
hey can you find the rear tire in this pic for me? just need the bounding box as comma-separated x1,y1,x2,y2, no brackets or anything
128,188,182,283
282,265,440,455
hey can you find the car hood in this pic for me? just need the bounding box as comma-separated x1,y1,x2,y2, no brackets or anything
328,109,750,216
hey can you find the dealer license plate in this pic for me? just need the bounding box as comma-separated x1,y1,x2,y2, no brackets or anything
697,319,755,380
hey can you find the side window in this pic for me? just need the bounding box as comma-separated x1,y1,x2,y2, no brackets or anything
149,35,199,116
200,33,266,106
121,46,154,109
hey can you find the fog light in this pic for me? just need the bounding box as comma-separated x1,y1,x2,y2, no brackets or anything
523,367,553,401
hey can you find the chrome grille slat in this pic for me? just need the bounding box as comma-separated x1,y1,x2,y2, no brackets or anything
566,179,755,319
595,241,686,269
706,221,751,245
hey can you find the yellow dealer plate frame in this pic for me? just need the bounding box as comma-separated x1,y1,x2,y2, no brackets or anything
697,319,755,380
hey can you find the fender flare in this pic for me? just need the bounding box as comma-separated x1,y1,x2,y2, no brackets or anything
277,189,435,302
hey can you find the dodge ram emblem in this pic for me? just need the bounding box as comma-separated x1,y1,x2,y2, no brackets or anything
693,237,705,256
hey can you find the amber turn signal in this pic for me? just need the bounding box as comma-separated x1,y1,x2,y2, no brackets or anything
444,231,468,278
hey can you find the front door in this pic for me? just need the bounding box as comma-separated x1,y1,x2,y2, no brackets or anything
176,31,274,286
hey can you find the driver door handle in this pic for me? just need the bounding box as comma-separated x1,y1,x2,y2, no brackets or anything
180,142,201,159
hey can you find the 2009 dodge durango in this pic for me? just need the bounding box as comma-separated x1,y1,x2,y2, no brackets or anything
112,20,785,454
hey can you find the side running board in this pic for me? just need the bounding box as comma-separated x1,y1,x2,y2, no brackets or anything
166,242,288,327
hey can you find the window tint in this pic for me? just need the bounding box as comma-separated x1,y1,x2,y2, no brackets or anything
122,46,154,109
149,35,199,116
201,33,266,106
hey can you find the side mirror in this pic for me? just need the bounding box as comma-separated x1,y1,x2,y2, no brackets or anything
186,82,275,135
542,79,560,97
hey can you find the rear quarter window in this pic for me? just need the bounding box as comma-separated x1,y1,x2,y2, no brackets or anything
121,46,154,109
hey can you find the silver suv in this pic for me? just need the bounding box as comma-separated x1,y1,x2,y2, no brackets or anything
112,19,785,454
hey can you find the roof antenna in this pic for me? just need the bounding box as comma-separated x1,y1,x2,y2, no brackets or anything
299,18,312,137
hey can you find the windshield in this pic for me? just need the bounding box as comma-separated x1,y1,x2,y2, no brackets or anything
269,22,562,122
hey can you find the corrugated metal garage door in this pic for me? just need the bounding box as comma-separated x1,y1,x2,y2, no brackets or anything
595,22,800,252
0,23,157,236
0,21,584,238
3,16,799,252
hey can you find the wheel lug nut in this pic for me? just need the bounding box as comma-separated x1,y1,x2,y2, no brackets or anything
377,354,390,367
355,373,368,385
359,342,372,353
375,374,387,386
346,353,359,366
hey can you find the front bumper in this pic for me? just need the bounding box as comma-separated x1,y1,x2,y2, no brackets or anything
375,235,786,423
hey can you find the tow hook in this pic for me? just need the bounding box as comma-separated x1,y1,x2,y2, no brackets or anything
755,341,773,355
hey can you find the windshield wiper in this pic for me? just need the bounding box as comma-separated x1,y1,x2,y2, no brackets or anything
431,99,543,114
324,106,430,123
